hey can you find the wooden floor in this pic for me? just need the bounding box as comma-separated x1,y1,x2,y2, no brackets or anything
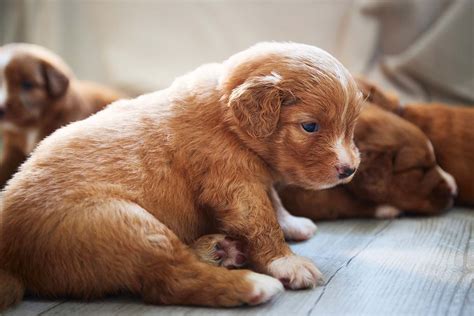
5,208,473,316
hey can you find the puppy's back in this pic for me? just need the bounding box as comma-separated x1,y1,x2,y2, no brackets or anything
76,81,127,113
403,103,474,205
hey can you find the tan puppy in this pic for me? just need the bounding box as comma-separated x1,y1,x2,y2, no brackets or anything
0,43,125,187
0,42,362,309
356,77,474,205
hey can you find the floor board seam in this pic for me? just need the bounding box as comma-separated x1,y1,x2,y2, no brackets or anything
37,301,67,315
459,221,474,316
306,220,393,315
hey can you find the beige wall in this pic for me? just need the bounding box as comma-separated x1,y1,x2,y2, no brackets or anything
1,0,472,103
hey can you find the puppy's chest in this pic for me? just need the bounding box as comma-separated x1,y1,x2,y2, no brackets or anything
3,125,41,155
22,129,40,154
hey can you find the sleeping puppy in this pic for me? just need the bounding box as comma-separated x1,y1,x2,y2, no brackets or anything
0,43,125,187
280,104,457,220
356,77,474,205
0,42,362,309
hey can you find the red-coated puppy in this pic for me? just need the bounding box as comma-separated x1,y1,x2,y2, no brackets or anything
356,77,473,205
0,43,125,186
0,42,361,309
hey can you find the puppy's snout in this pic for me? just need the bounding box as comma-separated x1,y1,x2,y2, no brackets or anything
337,165,356,179
436,166,457,197
0,106,5,119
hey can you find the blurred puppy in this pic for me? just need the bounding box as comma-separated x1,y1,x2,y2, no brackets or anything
356,77,473,205
0,42,362,309
0,43,125,186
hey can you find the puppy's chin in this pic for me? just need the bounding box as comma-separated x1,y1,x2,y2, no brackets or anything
339,173,356,185
306,174,356,191
296,179,340,191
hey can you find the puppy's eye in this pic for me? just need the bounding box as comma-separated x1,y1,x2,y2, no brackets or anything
21,81,34,91
301,122,319,133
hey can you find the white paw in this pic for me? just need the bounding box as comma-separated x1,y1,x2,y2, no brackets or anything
246,272,283,305
268,255,322,289
375,205,401,219
280,215,318,241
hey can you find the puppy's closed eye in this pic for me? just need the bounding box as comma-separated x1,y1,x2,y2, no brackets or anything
393,147,425,173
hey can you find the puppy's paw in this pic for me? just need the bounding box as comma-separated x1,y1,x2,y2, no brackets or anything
280,215,317,241
375,205,402,219
191,234,247,269
268,255,323,289
245,272,284,305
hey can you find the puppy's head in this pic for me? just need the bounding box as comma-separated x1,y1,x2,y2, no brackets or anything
349,105,457,214
0,43,72,129
220,42,362,190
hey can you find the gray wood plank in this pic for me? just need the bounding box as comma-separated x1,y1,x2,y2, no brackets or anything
6,209,473,315
3,300,63,316
308,209,474,316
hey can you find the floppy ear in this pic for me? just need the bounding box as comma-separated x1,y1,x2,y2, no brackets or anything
355,76,400,113
347,149,394,202
42,61,70,98
228,73,289,138
393,147,423,172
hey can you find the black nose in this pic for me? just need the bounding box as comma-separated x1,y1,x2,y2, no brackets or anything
0,107,4,119
338,166,356,179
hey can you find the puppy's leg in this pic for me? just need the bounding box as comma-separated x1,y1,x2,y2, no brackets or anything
2,199,282,307
271,187,317,241
207,183,322,289
279,185,379,220
0,142,26,187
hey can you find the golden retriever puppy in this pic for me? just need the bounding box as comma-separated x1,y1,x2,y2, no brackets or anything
0,43,126,187
356,77,473,205
0,42,362,309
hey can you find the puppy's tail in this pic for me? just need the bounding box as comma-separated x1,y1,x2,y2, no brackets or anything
0,268,24,311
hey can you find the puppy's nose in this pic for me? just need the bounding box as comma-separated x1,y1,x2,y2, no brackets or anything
337,165,356,179
0,107,5,119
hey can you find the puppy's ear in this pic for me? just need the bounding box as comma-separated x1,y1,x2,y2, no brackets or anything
355,76,400,113
42,61,69,98
228,73,290,138
348,150,393,202
393,147,423,172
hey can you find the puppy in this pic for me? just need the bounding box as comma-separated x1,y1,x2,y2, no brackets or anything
356,77,474,205
279,104,457,220
0,42,362,309
0,43,125,187
191,106,458,266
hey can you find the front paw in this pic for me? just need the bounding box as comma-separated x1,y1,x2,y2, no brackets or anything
267,255,323,289
375,205,402,219
280,215,317,241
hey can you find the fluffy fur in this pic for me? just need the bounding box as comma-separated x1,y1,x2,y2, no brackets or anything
356,77,473,205
0,43,125,187
0,42,361,309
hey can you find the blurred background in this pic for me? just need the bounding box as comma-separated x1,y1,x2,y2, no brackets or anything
1,0,473,103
